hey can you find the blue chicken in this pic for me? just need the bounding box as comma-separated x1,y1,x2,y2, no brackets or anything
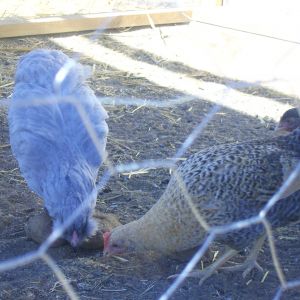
8,49,108,247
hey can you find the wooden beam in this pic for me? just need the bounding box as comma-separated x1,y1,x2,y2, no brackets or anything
0,8,192,39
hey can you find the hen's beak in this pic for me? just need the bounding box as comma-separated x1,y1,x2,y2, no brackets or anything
70,230,80,248
274,124,283,132
274,122,289,134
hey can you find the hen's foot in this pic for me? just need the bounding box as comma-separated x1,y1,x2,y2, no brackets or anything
169,248,238,286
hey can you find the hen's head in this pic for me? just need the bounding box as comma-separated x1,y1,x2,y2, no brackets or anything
276,108,300,133
102,223,141,256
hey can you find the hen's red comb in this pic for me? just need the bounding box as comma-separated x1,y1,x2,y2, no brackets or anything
103,231,111,250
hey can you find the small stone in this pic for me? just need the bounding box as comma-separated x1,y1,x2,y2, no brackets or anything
25,210,121,249
25,211,66,247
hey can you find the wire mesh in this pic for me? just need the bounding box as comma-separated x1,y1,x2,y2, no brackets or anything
1,1,300,300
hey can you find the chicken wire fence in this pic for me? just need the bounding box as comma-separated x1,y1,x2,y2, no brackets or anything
1,1,300,300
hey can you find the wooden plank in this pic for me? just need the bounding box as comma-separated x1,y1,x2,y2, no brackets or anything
0,8,192,38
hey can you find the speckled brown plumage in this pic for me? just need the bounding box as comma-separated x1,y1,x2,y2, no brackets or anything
104,128,300,259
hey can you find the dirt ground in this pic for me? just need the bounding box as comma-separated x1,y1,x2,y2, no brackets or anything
1,26,300,300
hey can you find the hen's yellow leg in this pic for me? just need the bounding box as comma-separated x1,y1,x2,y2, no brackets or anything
219,234,266,278
169,248,238,286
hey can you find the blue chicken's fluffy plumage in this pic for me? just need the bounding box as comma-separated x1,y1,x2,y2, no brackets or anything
9,49,108,245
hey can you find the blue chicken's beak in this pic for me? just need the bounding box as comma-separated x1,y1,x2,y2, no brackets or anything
70,230,80,248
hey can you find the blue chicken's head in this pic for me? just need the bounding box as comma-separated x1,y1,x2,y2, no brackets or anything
52,206,97,248
62,216,97,247
45,165,99,247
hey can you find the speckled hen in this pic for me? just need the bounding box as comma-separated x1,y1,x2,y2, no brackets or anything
9,49,108,247
103,121,300,284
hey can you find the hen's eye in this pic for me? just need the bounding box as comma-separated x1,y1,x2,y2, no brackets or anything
111,240,125,251
111,243,121,249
